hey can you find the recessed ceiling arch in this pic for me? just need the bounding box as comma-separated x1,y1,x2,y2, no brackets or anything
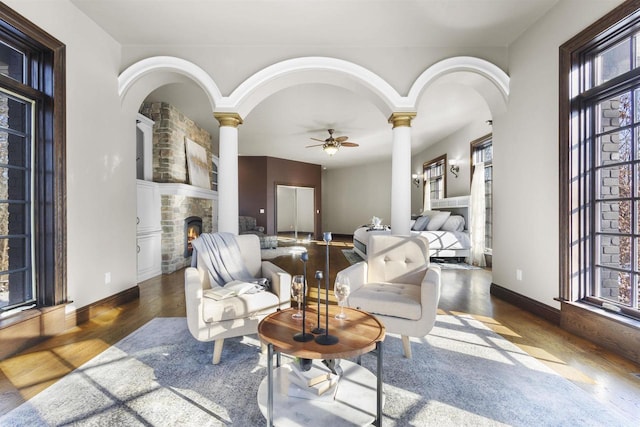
118,56,221,114
118,55,509,123
408,56,510,117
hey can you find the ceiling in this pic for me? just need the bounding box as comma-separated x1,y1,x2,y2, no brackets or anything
72,0,561,169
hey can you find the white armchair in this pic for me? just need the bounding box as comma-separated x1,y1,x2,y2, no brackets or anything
184,233,291,364
338,234,441,358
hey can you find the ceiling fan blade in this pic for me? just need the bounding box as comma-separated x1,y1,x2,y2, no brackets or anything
341,142,359,147
305,143,325,148
335,136,349,143
310,137,326,142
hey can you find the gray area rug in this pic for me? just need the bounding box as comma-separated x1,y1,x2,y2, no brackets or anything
1,316,634,426
261,245,307,260
342,248,364,265
431,261,481,270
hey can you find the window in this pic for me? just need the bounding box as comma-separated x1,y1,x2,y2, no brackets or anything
212,155,219,192
0,89,35,311
423,155,446,202
561,3,640,319
471,134,493,252
0,4,66,316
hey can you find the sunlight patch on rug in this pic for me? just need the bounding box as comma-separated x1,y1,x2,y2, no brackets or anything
2,316,635,426
261,245,307,260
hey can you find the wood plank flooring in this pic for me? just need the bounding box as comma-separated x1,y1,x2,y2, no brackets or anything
1,236,639,421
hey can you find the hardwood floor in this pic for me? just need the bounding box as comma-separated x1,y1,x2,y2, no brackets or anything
1,236,639,421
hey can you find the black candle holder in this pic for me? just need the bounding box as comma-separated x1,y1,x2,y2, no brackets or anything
315,232,339,345
293,251,314,342
311,270,325,334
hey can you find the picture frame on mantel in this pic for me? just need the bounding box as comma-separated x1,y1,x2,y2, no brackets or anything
185,137,211,190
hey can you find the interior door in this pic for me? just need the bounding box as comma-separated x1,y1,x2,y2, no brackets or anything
276,185,315,240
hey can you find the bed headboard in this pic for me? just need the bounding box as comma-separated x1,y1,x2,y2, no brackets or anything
430,196,470,231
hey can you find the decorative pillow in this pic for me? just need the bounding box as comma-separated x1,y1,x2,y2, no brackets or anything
422,210,451,231
412,215,430,231
441,215,465,232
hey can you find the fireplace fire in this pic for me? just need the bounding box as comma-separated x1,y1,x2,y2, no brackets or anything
184,216,202,258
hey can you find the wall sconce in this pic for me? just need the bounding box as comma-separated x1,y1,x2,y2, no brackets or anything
412,173,420,187
449,159,459,178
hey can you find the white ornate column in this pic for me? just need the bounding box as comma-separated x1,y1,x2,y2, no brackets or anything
214,112,243,235
389,113,416,236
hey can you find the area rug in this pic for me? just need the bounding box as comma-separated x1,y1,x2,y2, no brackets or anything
431,261,481,270
261,245,307,260
2,316,635,426
341,248,364,265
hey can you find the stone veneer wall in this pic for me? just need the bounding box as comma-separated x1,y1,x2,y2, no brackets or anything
140,102,214,184
161,195,213,273
139,102,216,274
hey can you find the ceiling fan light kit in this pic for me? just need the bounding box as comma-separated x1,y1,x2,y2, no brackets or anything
323,143,339,156
306,128,359,156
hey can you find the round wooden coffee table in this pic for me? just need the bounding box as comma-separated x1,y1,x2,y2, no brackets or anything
257,306,385,426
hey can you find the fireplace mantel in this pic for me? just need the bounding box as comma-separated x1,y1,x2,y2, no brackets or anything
141,181,217,274
155,182,218,200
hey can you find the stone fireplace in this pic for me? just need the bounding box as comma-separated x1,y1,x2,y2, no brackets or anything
184,216,202,258
139,101,217,275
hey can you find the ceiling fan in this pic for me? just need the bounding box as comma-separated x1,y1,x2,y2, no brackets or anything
306,129,359,156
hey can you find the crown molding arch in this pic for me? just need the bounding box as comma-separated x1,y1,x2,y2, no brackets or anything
218,56,410,119
118,55,509,120
408,56,510,116
118,56,222,113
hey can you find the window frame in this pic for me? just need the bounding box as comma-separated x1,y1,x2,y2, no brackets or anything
423,154,447,203
470,133,493,253
560,0,640,320
0,3,66,313
0,87,36,312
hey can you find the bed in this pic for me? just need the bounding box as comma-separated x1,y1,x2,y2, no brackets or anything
352,196,471,261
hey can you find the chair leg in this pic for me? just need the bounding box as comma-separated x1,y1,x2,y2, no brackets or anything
212,338,224,364
401,335,412,359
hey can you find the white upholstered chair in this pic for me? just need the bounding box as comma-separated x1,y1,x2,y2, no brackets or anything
338,234,441,358
184,233,291,364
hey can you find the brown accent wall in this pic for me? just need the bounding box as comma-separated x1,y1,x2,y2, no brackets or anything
239,156,322,239
239,156,269,228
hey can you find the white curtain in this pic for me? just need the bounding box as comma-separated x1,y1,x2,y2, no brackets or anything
422,179,430,213
468,162,486,267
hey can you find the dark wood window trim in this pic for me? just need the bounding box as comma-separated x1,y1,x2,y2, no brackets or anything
469,133,492,185
559,0,640,364
0,5,66,312
423,154,447,201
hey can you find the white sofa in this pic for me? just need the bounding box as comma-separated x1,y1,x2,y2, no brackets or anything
338,234,441,358
184,234,291,364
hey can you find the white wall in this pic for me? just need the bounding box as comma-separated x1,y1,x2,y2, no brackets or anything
323,117,491,235
5,0,628,316
493,0,625,308
5,0,136,311
411,120,492,214
323,160,392,235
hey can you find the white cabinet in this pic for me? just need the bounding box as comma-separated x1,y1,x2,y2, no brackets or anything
136,179,161,282
137,233,161,282
137,180,161,233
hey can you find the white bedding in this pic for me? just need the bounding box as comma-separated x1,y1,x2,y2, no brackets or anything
352,226,471,259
